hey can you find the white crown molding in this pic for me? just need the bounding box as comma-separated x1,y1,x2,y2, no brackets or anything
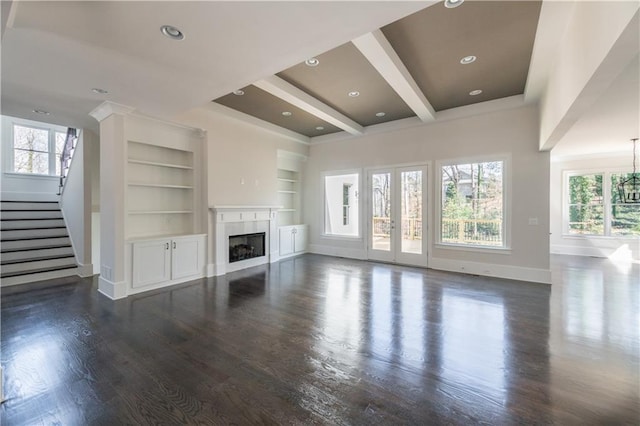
353,30,435,123
88,101,135,123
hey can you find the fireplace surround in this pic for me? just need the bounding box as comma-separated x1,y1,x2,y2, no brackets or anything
210,206,280,276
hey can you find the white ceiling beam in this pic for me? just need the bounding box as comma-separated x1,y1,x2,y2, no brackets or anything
352,29,436,123
254,76,364,136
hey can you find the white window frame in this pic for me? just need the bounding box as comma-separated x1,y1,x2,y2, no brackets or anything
563,168,639,238
436,154,511,251
321,169,362,239
3,115,67,177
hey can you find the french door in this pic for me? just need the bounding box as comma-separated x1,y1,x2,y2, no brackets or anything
368,165,427,267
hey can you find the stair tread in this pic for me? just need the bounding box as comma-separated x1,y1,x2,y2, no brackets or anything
1,226,67,230
1,236,70,242
1,253,75,265
1,218,63,221
1,244,72,253
1,200,59,203
1,264,77,278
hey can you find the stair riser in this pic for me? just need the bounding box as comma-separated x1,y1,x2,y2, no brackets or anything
1,211,63,220
1,219,65,230
2,228,69,240
1,202,59,211
1,237,71,251
1,257,76,275
1,247,74,262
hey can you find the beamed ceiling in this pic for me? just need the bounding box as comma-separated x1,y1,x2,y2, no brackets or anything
213,0,542,139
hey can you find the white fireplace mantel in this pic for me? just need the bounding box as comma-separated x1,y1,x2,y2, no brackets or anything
209,206,281,276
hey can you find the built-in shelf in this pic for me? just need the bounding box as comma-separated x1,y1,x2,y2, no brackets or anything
128,159,193,170
279,209,296,212
126,139,199,239
129,210,193,215
277,178,298,183
128,183,194,189
277,190,297,194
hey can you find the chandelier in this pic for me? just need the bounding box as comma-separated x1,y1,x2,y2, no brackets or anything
617,138,640,204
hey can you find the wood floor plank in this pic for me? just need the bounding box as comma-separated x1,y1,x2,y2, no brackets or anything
1,254,638,424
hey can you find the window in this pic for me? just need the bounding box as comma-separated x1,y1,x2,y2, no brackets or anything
324,173,359,237
11,122,68,176
439,160,505,247
342,183,352,225
565,171,640,237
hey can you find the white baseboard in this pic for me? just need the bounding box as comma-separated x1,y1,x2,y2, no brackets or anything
77,263,94,277
98,277,127,300
206,263,215,277
551,244,620,259
308,244,367,260
429,257,552,284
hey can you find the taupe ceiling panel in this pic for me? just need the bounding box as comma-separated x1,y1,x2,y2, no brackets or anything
277,43,416,127
214,85,342,137
382,1,542,111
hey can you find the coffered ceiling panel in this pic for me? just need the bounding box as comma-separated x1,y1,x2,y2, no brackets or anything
382,1,542,111
214,85,342,137
277,42,416,126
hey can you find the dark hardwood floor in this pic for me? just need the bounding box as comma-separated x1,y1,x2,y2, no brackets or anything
1,254,638,425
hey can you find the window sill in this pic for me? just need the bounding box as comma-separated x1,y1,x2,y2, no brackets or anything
562,234,640,240
3,172,58,180
321,233,362,241
434,242,512,255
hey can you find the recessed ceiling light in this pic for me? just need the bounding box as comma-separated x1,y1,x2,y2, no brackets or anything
469,89,483,96
91,88,109,94
33,109,50,115
305,58,320,67
161,25,184,40
233,90,245,96
375,112,386,117
444,0,464,8
282,111,292,116
348,91,360,97
460,55,476,64
315,126,324,130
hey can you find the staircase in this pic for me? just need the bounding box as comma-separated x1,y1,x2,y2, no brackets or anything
1,200,77,286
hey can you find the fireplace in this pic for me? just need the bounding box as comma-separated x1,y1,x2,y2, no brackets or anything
211,206,279,276
229,232,265,263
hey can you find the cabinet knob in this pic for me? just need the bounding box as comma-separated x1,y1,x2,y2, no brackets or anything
165,242,169,250
173,241,176,249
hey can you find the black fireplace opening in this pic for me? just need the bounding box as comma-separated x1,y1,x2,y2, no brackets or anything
229,232,266,263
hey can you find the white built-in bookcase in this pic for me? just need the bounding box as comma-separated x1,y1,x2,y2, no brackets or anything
277,168,300,226
127,141,196,238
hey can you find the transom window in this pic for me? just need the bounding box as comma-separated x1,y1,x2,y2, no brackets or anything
439,159,506,248
565,171,640,237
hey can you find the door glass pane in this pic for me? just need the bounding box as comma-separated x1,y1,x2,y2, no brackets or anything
401,170,422,254
372,172,391,251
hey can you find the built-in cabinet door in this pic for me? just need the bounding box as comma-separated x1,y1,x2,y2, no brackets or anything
279,227,294,256
132,239,171,288
294,225,307,253
171,237,202,280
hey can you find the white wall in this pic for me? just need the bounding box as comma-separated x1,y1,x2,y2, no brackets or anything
175,104,309,207
325,173,359,237
550,154,640,260
304,105,551,284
